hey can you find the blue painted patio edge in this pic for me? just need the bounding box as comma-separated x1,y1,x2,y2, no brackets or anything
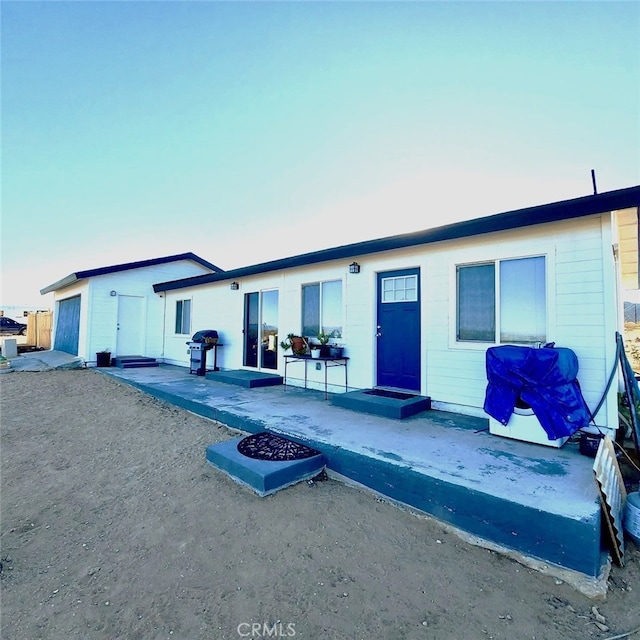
108,375,603,578
111,378,270,434
326,447,604,577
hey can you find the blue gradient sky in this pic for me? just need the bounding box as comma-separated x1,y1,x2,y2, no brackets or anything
2,1,639,307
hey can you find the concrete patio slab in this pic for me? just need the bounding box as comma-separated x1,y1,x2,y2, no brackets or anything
2,349,84,372
99,363,606,591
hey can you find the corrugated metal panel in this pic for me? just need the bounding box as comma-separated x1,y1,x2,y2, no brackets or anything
593,435,627,566
624,302,640,324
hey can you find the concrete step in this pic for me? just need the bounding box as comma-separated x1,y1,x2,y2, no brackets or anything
112,356,159,369
332,388,432,419
206,369,283,388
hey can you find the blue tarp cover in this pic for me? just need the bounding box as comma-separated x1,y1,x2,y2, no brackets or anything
483,345,591,440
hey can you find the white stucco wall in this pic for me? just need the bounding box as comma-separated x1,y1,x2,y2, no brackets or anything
423,214,616,429
159,212,619,428
51,261,214,363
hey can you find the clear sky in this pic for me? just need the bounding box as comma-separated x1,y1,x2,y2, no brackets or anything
2,0,639,308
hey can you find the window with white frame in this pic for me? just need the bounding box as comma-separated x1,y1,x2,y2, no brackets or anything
301,280,343,339
456,256,546,343
381,274,418,303
175,299,191,335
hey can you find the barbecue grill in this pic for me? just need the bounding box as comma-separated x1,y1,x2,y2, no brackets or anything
187,330,219,376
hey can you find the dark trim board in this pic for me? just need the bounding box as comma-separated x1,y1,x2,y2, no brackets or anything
41,252,222,294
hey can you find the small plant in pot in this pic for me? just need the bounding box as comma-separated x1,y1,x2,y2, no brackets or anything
317,331,331,357
328,344,344,358
96,349,111,367
280,333,308,356
310,344,321,359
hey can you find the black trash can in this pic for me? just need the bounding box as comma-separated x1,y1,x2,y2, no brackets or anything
96,351,111,367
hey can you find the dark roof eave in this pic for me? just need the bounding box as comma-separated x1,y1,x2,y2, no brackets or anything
71,252,223,279
40,274,80,295
41,252,223,295
152,185,640,293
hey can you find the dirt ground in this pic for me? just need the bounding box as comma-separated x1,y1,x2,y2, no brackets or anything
1,370,639,640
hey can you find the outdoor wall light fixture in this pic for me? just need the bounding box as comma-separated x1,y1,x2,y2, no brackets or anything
230,282,239,290
349,262,361,274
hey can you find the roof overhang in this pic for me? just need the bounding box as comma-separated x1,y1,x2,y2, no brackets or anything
41,252,223,295
617,207,640,291
40,274,83,295
154,185,640,293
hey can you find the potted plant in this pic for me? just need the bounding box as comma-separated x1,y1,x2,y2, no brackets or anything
279,334,308,356
317,331,331,357
328,344,344,358
310,344,321,359
96,349,111,367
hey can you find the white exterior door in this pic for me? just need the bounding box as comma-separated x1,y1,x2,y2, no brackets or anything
116,295,145,356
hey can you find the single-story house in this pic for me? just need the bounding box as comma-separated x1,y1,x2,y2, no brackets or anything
153,186,639,437
39,186,640,585
40,253,222,362
43,186,639,440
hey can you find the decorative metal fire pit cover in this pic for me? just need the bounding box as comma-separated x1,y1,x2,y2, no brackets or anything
237,432,320,461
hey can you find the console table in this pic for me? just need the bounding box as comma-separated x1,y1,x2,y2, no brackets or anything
283,354,349,400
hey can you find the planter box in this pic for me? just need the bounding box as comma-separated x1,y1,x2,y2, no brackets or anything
96,352,111,367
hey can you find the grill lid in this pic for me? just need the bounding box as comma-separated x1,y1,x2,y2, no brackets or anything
191,330,219,342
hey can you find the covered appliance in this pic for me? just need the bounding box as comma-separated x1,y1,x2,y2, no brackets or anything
187,330,219,376
484,344,591,447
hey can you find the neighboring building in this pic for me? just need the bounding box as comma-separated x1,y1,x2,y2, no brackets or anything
43,186,640,438
0,306,51,319
40,253,222,363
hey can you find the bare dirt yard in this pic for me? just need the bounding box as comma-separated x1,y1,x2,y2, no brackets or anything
1,369,639,640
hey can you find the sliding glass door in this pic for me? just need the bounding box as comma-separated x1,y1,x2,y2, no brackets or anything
243,290,279,370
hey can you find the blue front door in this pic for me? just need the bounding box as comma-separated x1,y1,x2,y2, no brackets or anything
376,269,421,391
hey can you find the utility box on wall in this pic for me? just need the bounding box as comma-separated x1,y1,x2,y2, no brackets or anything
0,338,18,359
